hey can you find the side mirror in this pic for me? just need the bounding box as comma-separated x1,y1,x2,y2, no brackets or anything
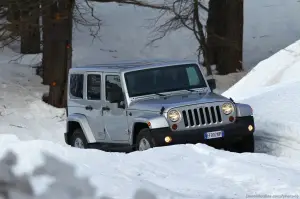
118,101,125,109
207,79,216,90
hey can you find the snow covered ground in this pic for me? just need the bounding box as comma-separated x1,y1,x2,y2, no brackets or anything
0,48,66,144
244,0,300,69
1,136,300,199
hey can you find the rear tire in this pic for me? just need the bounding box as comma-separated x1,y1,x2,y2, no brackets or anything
70,128,88,149
136,128,156,151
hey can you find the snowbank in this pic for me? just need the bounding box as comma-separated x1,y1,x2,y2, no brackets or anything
1,136,300,199
223,40,300,159
0,51,66,144
223,39,300,100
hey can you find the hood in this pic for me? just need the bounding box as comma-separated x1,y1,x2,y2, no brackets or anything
128,92,231,112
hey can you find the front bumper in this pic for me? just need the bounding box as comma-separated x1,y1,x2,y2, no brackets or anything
150,116,255,148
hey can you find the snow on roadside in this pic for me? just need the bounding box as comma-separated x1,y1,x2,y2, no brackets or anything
0,51,66,145
223,39,300,100
1,136,300,199
241,81,300,158
223,40,300,159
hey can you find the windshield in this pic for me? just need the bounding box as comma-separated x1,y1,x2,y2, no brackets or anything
124,64,207,97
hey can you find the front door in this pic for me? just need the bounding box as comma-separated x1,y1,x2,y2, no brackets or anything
102,73,129,142
84,72,105,140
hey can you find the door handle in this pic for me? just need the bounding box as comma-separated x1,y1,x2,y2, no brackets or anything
85,105,93,111
102,106,110,111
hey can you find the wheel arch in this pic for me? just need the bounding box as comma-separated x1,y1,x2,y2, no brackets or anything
132,122,149,149
67,114,96,144
66,121,82,145
130,115,169,147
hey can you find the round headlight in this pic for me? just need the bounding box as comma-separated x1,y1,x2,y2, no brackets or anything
222,103,234,115
167,110,181,122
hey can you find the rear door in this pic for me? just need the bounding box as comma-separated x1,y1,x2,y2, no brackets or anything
67,73,85,116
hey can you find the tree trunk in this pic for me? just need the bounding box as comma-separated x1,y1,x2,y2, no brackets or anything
6,0,20,38
20,0,41,54
7,1,19,23
46,0,74,108
193,0,212,75
206,0,243,75
41,0,56,84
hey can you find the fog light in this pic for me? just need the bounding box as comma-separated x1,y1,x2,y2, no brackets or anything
165,136,172,143
248,125,253,131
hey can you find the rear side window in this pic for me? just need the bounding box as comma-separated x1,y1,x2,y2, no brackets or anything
87,74,101,100
69,74,84,99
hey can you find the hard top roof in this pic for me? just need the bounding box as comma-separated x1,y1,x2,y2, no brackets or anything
69,59,199,73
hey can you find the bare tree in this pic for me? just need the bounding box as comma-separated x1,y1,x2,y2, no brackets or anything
142,0,213,75
40,0,74,108
0,0,20,48
20,0,41,54
42,0,101,107
144,0,244,75
0,0,40,53
206,0,243,75
1,0,242,109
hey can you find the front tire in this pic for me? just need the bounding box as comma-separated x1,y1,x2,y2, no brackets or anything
70,128,88,149
136,128,156,151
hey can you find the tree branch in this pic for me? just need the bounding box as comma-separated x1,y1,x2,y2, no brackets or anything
89,0,170,10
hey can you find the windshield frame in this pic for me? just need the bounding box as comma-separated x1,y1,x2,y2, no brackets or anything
124,63,208,98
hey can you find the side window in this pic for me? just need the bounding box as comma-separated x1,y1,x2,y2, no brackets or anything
106,75,123,103
87,74,101,100
186,66,200,86
70,74,83,99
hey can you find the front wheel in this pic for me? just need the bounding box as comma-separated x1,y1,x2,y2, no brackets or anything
136,128,156,151
70,128,88,149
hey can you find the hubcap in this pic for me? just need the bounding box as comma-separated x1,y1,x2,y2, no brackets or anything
74,138,84,148
139,138,151,151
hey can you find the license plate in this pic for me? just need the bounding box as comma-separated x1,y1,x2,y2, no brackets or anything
204,131,224,140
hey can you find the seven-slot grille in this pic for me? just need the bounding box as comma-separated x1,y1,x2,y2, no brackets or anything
182,105,222,127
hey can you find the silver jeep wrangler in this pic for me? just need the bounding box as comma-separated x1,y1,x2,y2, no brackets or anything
64,60,255,153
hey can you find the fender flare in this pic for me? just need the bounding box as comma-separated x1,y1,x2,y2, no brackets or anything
130,115,169,144
67,114,96,143
132,115,169,130
235,103,253,117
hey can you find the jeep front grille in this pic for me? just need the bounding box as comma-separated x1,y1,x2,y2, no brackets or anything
182,106,222,127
